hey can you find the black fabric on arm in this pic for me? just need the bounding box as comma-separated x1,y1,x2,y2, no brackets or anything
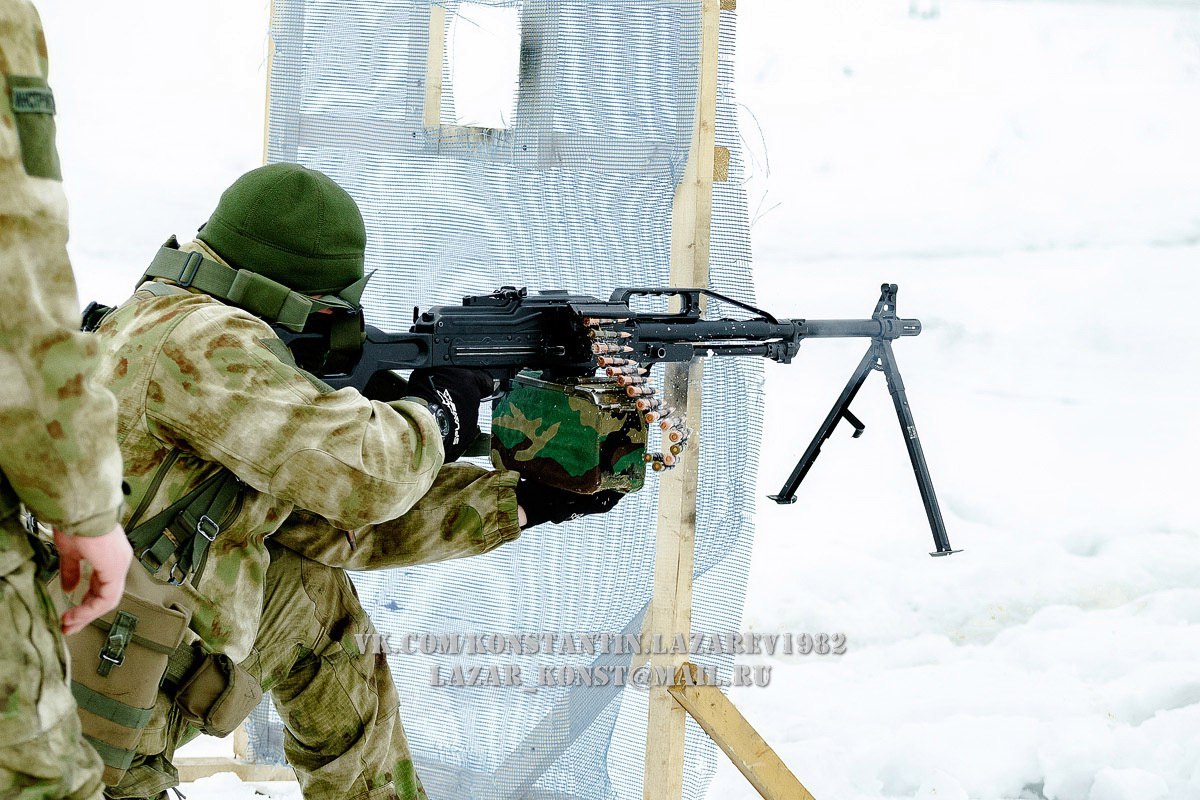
515,481,623,528
405,368,494,461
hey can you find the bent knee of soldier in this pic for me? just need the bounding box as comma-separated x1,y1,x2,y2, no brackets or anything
273,648,407,797
270,541,375,650
257,541,386,685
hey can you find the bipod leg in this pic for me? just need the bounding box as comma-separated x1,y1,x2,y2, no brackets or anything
875,340,959,556
769,345,876,504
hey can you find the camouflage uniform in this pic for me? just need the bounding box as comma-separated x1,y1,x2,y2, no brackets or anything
1,1,125,797
94,239,522,799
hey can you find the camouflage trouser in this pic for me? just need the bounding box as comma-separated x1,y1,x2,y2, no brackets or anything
108,539,427,800
0,526,104,800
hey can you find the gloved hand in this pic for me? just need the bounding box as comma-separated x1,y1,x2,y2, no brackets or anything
515,480,624,528
362,370,408,402
406,367,494,462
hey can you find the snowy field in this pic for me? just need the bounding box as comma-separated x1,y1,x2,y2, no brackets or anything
34,0,1200,798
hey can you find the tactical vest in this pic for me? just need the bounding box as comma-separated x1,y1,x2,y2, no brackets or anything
67,259,288,784
62,446,262,784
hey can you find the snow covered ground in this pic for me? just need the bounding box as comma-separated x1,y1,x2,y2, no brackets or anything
711,243,1200,800
33,0,1200,798
713,2,1200,798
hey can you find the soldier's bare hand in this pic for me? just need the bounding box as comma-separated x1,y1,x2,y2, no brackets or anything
56,524,133,635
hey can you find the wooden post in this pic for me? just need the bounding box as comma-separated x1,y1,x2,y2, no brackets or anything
263,0,277,164
424,4,446,129
642,1,721,798
669,665,816,800
233,723,249,761
176,757,296,783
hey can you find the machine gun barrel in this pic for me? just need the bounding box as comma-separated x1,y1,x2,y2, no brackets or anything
625,316,920,364
628,319,802,364
801,317,922,339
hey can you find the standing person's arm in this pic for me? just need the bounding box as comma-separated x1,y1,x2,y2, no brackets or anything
0,0,128,633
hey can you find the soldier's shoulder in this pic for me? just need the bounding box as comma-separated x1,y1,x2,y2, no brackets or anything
170,295,275,336
155,296,323,398
108,287,275,348
155,298,286,371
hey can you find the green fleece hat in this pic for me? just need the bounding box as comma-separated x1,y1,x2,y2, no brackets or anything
197,163,366,295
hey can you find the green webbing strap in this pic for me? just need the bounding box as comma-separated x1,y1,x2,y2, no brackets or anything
143,240,368,334
127,471,221,574
174,471,243,579
97,611,138,677
71,681,154,729
127,467,242,583
83,734,136,771
88,616,177,655
162,642,200,691
143,245,313,331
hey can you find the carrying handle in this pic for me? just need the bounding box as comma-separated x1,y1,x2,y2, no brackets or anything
608,287,779,324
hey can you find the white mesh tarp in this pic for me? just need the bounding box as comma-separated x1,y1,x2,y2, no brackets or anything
249,2,760,797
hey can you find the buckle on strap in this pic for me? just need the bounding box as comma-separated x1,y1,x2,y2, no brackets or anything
97,611,139,677
167,562,188,587
138,547,164,574
196,515,219,542
176,251,204,287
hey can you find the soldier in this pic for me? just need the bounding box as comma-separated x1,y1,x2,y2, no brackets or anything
87,162,619,799
0,1,131,797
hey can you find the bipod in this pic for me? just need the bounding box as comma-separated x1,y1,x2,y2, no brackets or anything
769,285,960,557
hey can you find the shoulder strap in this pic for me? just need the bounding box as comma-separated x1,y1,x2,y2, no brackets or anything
142,237,369,332
137,281,188,298
143,242,315,331
126,458,243,585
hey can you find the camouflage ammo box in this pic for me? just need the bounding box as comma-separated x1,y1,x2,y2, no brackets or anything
490,371,647,494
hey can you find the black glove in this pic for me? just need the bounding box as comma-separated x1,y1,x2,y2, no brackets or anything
406,367,494,462
515,480,624,528
362,370,408,403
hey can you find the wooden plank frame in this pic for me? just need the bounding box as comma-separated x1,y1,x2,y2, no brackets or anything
176,756,295,783
424,4,447,128
263,0,276,164
422,3,511,143
643,2,812,800
641,0,721,797
669,665,815,800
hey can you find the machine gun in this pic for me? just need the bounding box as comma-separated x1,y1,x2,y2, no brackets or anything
276,283,958,556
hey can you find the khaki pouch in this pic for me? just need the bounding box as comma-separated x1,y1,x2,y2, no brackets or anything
66,566,190,785
174,651,262,737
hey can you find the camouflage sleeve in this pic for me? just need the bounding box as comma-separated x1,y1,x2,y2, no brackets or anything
270,463,522,571
0,0,124,537
145,303,446,530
